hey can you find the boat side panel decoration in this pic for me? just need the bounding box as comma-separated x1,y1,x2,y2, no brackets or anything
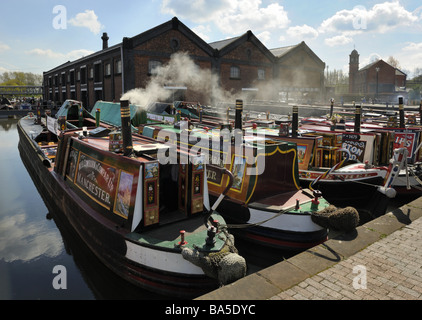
144,162,159,226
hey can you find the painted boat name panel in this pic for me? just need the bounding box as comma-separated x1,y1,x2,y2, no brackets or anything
75,152,117,210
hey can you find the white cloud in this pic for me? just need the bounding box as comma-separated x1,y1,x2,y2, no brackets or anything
256,31,271,45
396,42,422,76
320,1,418,35
287,25,318,39
27,48,94,61
0,42,10,52
162,0,289,36
324,35,353,47
191,25,212,41
319,1,420,50
68,10,104,35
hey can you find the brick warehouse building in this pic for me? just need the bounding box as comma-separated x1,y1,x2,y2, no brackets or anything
348,49,407,102
43,17,325,110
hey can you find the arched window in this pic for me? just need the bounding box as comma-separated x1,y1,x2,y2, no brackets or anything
230,66,240,79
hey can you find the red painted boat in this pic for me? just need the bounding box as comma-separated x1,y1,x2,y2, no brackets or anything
17,100,246,298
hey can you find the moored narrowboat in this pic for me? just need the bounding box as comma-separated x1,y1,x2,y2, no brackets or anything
137,100,360,251
17,100,246,298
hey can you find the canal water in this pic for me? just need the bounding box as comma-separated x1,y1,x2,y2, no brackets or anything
0,118,168,300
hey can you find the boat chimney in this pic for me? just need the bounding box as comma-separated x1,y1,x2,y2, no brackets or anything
354,101,361,133
419,100,422,125
292,105,298,137
120,100,133,157
398,97,405,128
95,108,101,127
102,32,109,50
235,99,243,130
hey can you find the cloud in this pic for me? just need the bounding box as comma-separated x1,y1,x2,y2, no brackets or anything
324,35,353,47
287,25,318,39
68,10,104,35
162,0,290,36
396,42,422,75
191,25,212,41
0,42,10,52
256,31,271,44
320,1,419,34
27,48,94,61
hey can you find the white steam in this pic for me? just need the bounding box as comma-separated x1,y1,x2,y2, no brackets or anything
121,52,235,107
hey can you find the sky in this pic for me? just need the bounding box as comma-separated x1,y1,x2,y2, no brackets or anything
1,0,421,78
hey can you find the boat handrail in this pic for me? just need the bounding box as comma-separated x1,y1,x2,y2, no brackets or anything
204,167,234,230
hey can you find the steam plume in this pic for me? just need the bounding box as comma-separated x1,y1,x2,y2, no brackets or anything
121,52,236,107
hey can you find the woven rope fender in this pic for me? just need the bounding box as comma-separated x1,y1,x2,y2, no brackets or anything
181,234,247,286
311,205,359,233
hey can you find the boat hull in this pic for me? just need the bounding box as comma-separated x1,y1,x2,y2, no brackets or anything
211,196,328,251
300,176,385,207
17,120,219,298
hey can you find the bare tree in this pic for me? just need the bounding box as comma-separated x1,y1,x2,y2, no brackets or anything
387,56,401,69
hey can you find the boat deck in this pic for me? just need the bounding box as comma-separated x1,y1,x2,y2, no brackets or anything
248,189,315,212
130,212,228,252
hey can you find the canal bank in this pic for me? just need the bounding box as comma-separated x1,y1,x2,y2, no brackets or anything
197,196,422,300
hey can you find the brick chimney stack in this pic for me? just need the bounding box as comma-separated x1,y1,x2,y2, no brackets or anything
102,32,109,50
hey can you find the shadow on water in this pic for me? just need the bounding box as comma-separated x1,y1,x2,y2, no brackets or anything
44,209,171,300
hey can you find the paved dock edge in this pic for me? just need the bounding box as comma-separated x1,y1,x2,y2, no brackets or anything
196,197,422,300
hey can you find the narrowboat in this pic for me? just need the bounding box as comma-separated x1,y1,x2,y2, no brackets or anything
137,100,356,251
17,100,246,298
244,104,421,212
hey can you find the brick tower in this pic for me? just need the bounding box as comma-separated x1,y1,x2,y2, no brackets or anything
349,49,359,94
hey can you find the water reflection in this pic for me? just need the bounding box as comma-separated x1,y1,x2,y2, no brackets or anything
0,118,170,299
0,213,62,262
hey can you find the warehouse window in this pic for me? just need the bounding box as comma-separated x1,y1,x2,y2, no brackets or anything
105,63,111,76
94,63,102,82
148,60,162,76
80,67,87,84
116,60,122,74
258,69,265,80
230,66,240,79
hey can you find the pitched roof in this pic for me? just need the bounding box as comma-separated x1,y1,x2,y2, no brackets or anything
209,36,241,51
359,59,407,76
270,41,325,68
209,30,275,62
270,44,300,58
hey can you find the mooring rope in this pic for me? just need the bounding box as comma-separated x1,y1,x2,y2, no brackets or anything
218,209,288,230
